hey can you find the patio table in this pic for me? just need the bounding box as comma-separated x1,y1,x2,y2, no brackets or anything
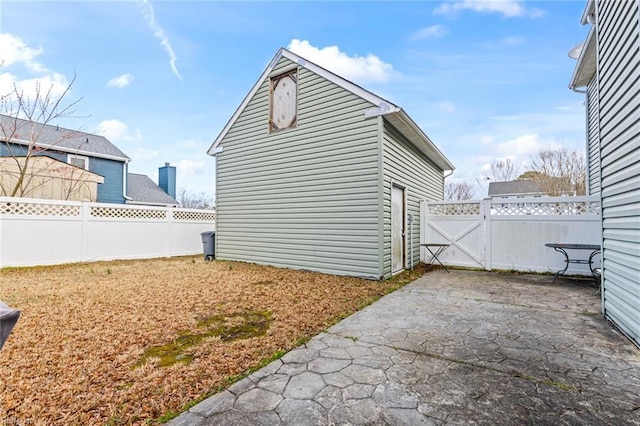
421,243,450,273
544,243,601,282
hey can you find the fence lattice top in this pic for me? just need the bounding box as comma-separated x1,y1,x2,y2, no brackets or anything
91,206,167,219
426,197,601,216
491,200,601,216
428,203,481,216
1,201,81,217
0,198,215,221
174,210,216,221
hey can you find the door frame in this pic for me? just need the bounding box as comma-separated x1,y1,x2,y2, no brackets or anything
391,181,407,275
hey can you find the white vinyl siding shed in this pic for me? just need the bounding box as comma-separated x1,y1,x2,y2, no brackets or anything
209,48,453,280
570,0,640,347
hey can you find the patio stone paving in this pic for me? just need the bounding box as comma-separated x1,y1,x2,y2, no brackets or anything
169,269,640,425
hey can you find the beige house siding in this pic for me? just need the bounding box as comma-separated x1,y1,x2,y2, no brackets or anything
0,156,104,201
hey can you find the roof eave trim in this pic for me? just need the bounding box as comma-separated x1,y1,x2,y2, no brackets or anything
569,25,596,89
207,47,402,156
4,137,130,162
580,0,595,25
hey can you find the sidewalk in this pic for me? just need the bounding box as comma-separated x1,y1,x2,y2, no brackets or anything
169,269,640,425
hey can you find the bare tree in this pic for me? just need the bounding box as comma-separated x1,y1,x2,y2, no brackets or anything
526,147,586,196
1,74,86,199
483,158,519,182
178,189,215,210
445,181,475,201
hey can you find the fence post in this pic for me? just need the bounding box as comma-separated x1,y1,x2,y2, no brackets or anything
483,198,492,271
81,201,90,262
166,208,173,258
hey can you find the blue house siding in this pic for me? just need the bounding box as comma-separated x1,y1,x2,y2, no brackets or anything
0,142,65,162
91,158,125,204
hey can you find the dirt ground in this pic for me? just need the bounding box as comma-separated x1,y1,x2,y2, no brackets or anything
0,256,426,425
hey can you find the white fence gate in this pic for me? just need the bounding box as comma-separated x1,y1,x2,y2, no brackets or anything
0,197,216,267
421,196,602,275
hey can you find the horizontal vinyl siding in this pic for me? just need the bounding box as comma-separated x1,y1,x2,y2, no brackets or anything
587,78,601,195
382,121,444,278
597,0,640,347
92,158,125,204
216,58,381,278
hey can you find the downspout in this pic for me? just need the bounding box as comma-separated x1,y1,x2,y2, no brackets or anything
122,160,132,201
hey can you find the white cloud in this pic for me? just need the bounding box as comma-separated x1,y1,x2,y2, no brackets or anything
0,33,70,102
107,73,135,88
0,33,46,72
411,25,447,41
495,133,561,158
132,147,158,161
138,0,182,81
434,0,544,18
437,101,456,113
176,159,205,177
97,119,143,142
288,39,397,84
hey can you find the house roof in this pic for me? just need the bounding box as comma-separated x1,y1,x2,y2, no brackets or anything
207,48,454,171
488,180,545,197
127,173,178,206
0,114,130,162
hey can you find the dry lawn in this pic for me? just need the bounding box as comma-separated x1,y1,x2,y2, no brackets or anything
0,256,428,425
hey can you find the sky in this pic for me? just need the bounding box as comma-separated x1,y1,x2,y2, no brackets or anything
0,0,590,199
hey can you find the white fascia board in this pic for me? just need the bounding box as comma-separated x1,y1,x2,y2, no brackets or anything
207,47,402,156
6,136,129,162
569,25,596,89
580,0,595,25
206,50,286,156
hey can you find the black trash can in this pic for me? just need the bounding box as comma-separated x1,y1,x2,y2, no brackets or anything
201,231,215,261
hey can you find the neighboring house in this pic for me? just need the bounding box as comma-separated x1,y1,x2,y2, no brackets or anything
0,156,104,201
127,164,178,207
488,180,546,198
0,114,130,203
488,179,576,198
569,0,640,347
1,115,178,207
207,47,454,279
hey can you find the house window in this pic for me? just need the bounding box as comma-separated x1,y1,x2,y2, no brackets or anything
68,154,89,170
269,70,297,132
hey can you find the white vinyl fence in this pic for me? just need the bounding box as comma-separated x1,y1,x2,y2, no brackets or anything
421,196,602,275
0,197,216,267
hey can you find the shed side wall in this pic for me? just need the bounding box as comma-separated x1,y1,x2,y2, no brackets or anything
597,0,640,346
215,57,381,278
382,121,444,278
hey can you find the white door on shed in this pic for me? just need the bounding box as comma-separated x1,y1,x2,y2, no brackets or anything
391,185,405,274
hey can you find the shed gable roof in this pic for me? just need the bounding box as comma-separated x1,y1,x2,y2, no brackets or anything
0,114,130,162
207,48,454,171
